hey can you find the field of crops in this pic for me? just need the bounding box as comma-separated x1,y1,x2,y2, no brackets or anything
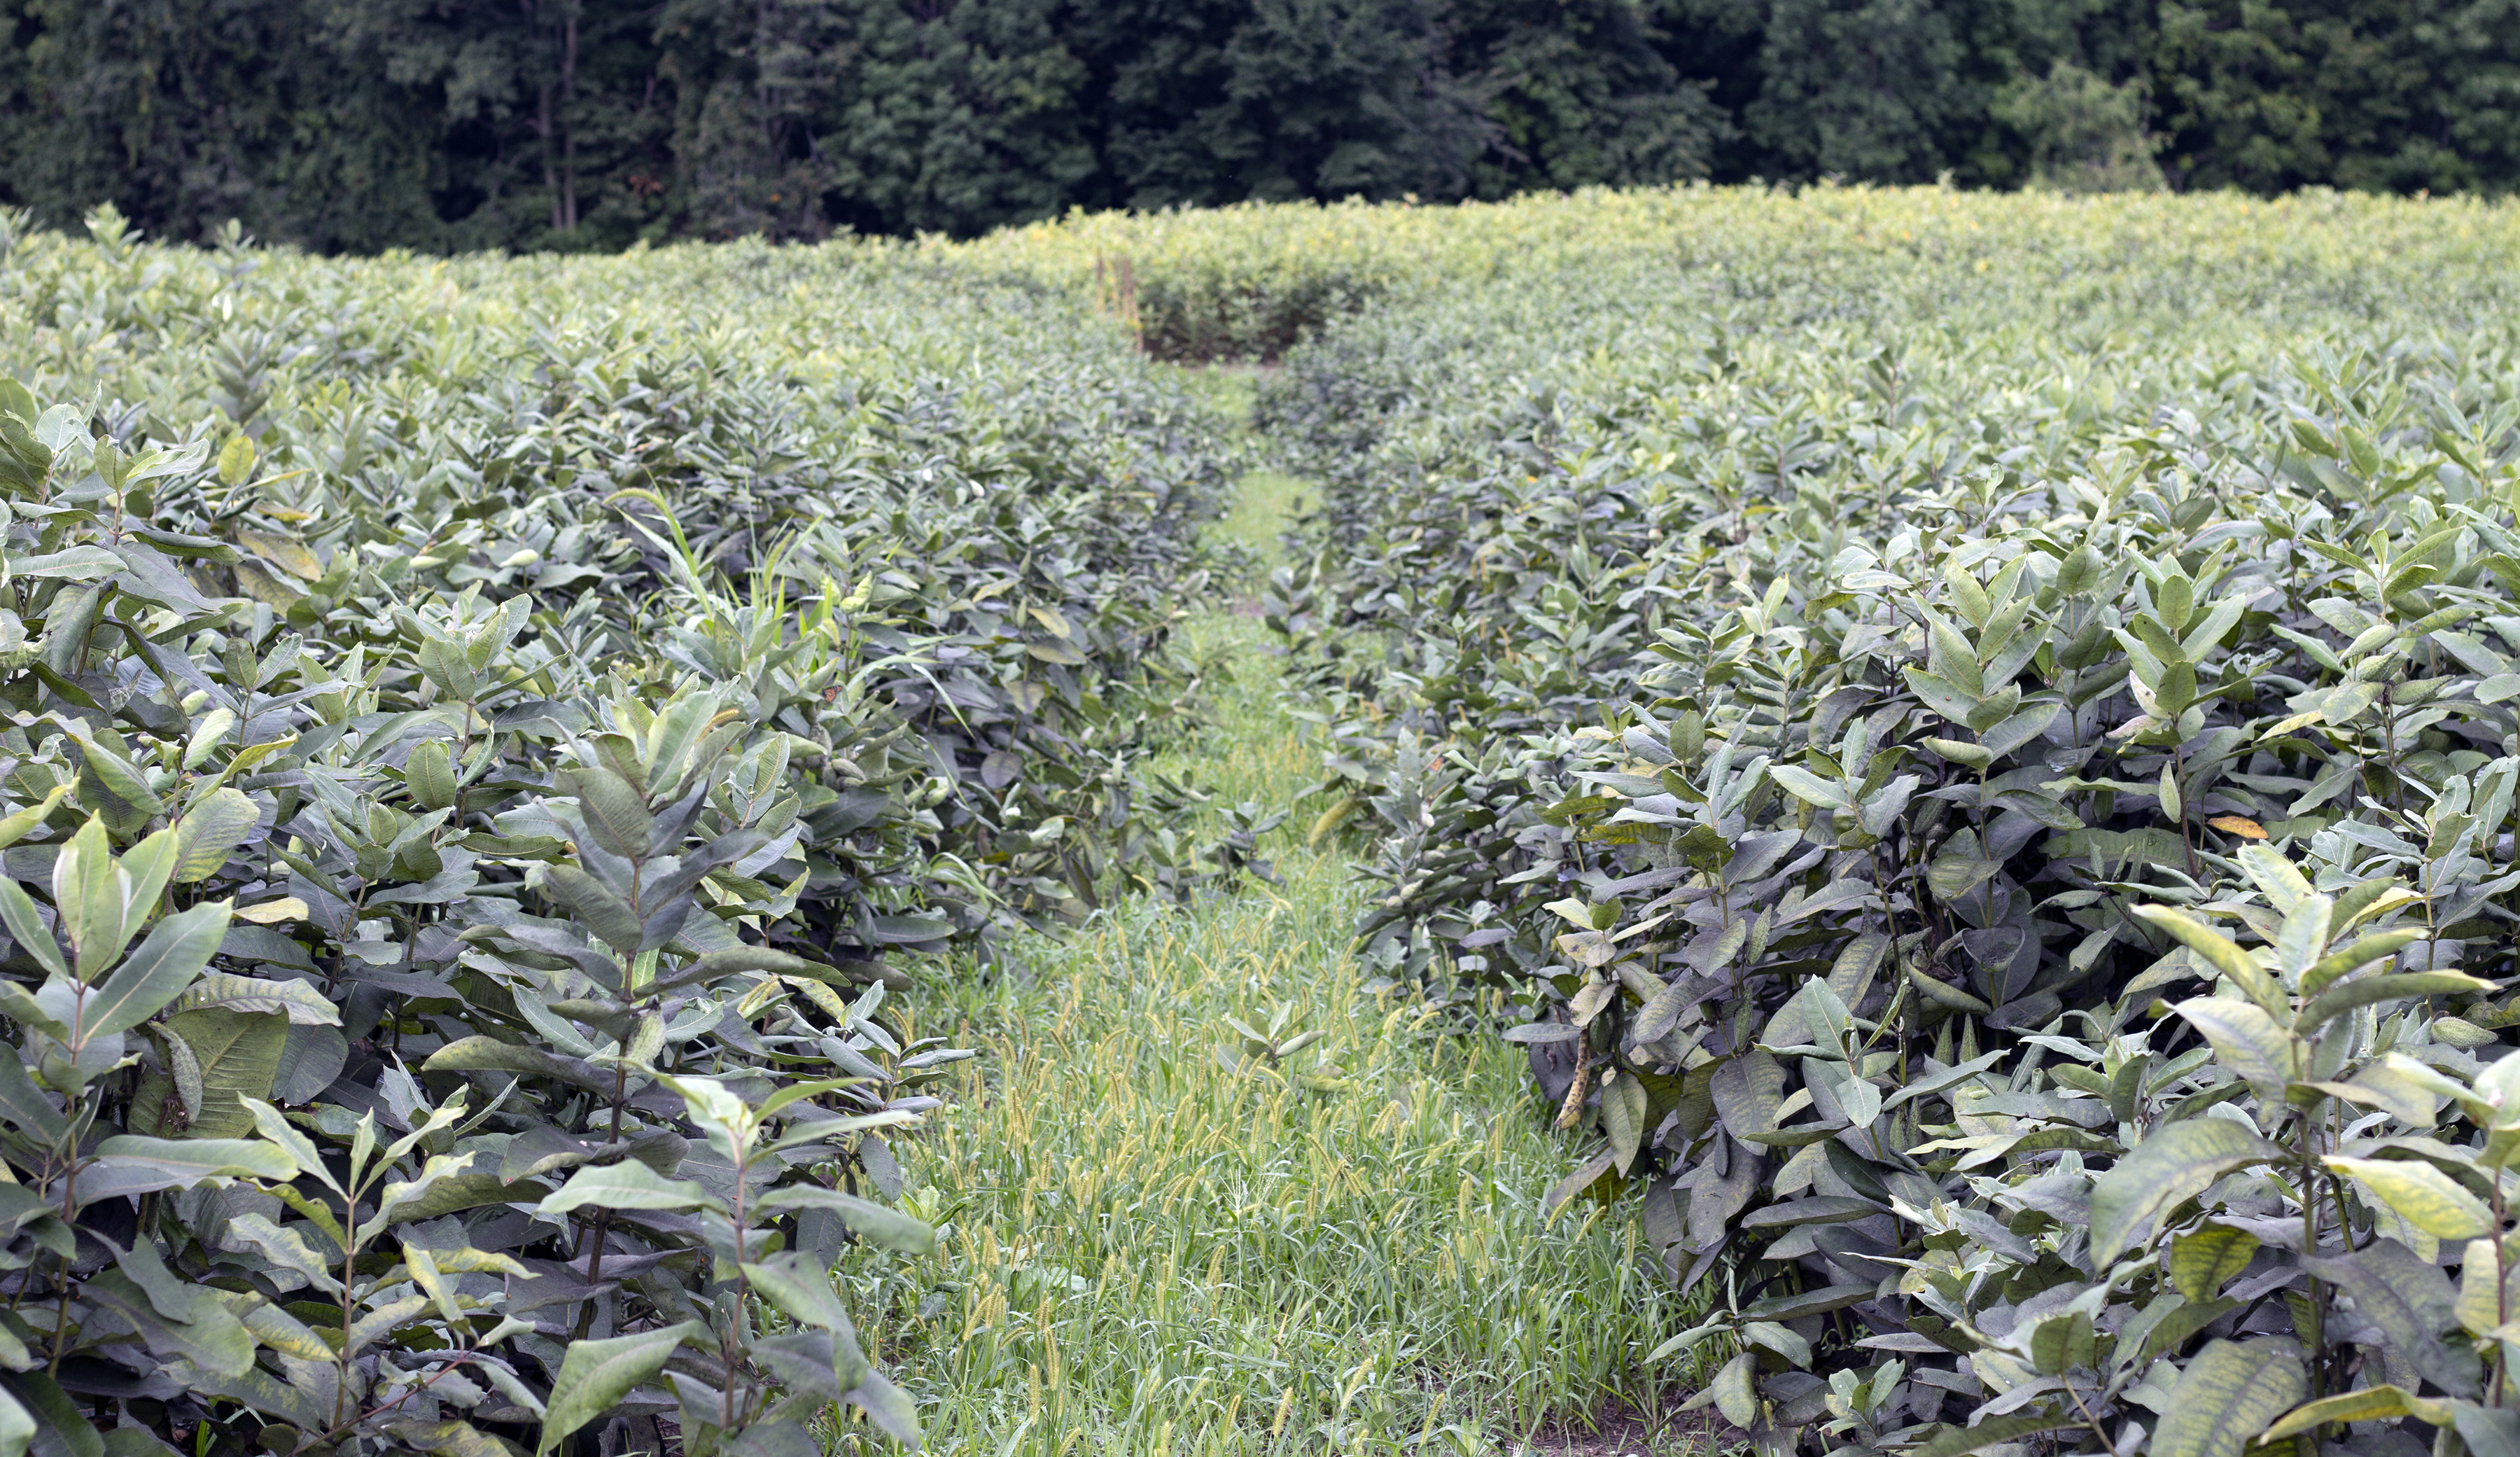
0,204,1246,1457
10,184,2520,1457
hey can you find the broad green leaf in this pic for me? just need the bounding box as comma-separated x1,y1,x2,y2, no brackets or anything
403,1243,461,1325
2458,1237,2520,1343
216,435,254,487
2477,1054,2520,1124
752,1184,937,1254
1709,1349,1756,1430
118,828,183,914
536,1320,706,1455
2299,970,2490,1031
1945,562,1993,626
421,1035,611,1092
144,1008,286,1138
2309,1061,2440,1125
370,1171,518,1229
1880,1050,2005,1110
1738,1196,1877,1230
414,635,479,702
2303,928,2428,996
0,786,67,856
2171,996,2298,1103
1502,1021,1579,1045
1925,844,2001,902
1902,667,1980,724
1859,773,1921,837
1768,763,1851,811
538,1158,718,1216
1708,1048,1786,1141
223,1213,342,1295
81,900,232,1040
751,1330,860,1408
844,1370,921,1447
542,865,644,954
1765,977,1850,1051
428,1245,530,1277
2381,1052,2495,1122
343,1295,431,1357
182,709,236,770
719,1421,817,1457
405,739,459,812
502,1124,605,1183
239,1098,330,1186
1740,1318,1811,1367
2333,879,2419,935
0,1384,30,1457
647,944,871,997
2271,894,2331,980
6,1372,101,1457
563,766,656,860
741,1250,860,1332
379,1422,508,1457
87,1136,295,1194
169,789,261,883
52,816,130,979
271,1022,347,1104
1643,1314,1731,1364
106,1239,256,1375
1602,1071,1647,1171
76,732,167,818
176,973,338,1025
2457,1404,2520,1457
2090,1118,2281,1265
162,1355,323,1430
0,1052,66,1140
85,1266,255,1376
1980,702,2059,758
2128,1295,2234,1367
1739,1283,1873,1320
2304,1239,2479,1397
2029,1311,2099,1375
2236,844,2314,916
363,1150,485,1230
0,879,65,980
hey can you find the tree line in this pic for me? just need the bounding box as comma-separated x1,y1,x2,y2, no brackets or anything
3,0,2514,254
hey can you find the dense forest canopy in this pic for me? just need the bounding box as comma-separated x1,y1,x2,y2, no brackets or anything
3,0,2516,252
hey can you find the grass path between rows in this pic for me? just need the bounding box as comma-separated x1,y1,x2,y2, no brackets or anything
873,600,1703,1456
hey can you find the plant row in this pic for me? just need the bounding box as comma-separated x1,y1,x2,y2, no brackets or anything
0,209,1240,1457
1254,190,2520,1457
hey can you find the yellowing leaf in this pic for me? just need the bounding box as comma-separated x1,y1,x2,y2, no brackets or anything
2169,1223,2260,1303
216,435,256,487
2091,1119,2281,1266
2152,1340,2305,1457
237,531,323,582
2139,907,2284,1016
2261,1386,2448,1444
172,788,262,883
2328,1155,2495,1239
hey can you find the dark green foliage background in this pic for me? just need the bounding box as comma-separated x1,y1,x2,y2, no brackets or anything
4,0,2518,252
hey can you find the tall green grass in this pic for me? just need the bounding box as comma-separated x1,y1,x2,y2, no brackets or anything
873,608,1704,1453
